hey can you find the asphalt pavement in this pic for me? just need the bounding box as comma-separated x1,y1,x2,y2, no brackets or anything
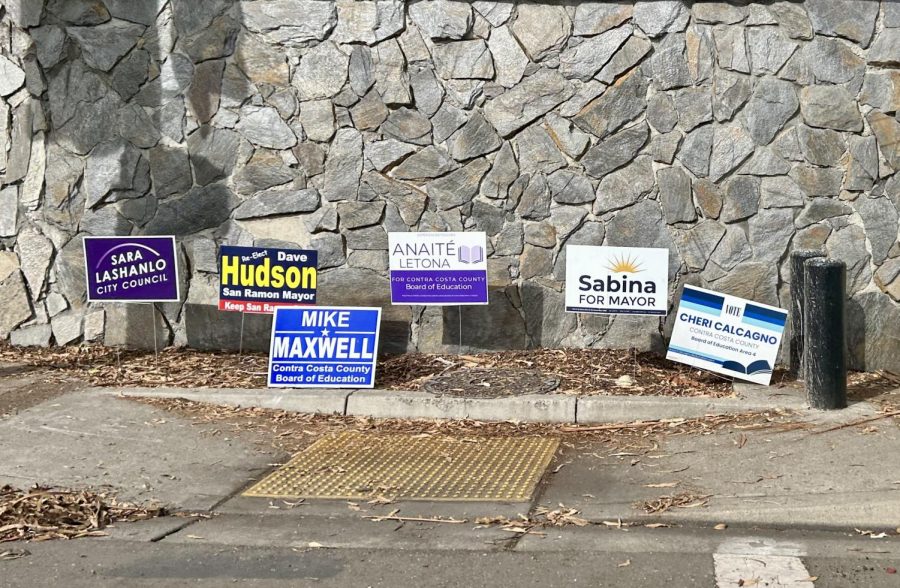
3,526,899,587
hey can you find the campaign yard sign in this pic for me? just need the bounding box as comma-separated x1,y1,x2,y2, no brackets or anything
219,245,317,313
83,236,179,302
565,245,669,316
389,232,488,305
268,306,381,388
666,285,788,385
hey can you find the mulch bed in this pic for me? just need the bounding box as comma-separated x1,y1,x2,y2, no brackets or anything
0,345,734,397
379,349,736,397
422,367,562,398
1,344,897,400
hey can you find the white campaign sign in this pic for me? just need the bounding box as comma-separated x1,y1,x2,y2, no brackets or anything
388,232,489,305
666,285,788,386
565,245,669,316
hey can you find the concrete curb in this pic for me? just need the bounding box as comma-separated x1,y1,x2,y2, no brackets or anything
113,387,351,415
102,382,811,424
576,394,805,424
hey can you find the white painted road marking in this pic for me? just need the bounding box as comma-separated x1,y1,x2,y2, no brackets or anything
715,538,815,587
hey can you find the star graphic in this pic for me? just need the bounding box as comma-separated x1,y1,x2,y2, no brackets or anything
321,328,330,337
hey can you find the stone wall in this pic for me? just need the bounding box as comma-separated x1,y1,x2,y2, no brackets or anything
0,0,898,371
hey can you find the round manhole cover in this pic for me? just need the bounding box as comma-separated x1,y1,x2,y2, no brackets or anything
423,367,560,398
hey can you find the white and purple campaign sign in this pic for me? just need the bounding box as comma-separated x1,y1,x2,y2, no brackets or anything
389,232,488,305
83,236,180,302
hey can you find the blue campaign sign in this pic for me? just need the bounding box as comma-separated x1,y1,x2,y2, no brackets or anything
268,306,382,389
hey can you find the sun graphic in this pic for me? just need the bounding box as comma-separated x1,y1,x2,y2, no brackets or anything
605,254,643,274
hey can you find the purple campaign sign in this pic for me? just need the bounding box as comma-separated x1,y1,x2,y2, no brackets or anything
390,270,489,304
83,236,180,302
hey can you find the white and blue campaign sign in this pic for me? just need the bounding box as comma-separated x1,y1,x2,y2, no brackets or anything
666,285,788,385
268,306,382,389
565,245,669,316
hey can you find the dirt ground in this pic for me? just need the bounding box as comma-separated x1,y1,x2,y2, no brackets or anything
0,363,84,417
1,344,897,403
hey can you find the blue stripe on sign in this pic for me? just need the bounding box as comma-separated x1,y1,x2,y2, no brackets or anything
680,300,722,316
743,303,787,326
742,316,784,332
681,287,725,311
668,346,725,365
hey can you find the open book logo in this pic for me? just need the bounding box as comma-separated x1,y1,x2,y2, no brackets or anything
721,359,772,376
458,245,484,264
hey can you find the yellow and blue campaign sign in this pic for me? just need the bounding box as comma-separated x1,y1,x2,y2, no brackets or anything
219,245,317,313
667,285,787,385
268,306,382,388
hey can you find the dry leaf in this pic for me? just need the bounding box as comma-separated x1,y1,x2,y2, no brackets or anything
367,495,395,505
713,523,727,530
644,523,671,529
186,534,204,540
0,549,29,560
643,482,680,488
308,542,324,548
639,493,712,514
617,559,631,567
616,375,635,388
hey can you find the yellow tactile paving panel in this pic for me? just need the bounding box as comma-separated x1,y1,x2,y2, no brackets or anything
243,431,559,501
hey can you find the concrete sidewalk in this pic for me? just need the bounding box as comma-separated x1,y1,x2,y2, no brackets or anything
0,385,897,533
2,365,898,588
0,373,897,548
535,400,900,531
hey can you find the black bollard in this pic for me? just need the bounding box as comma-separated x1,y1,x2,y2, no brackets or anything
803,258,847,410
789,249,825,378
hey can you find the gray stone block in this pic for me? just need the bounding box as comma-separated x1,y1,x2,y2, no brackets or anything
184,304,272,352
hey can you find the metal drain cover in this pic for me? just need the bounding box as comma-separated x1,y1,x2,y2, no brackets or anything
244,431,558,502
423,367,560,398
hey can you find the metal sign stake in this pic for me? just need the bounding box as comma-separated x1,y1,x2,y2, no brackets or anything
458,305,463,351
238,311,246,359
150,302,159,364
